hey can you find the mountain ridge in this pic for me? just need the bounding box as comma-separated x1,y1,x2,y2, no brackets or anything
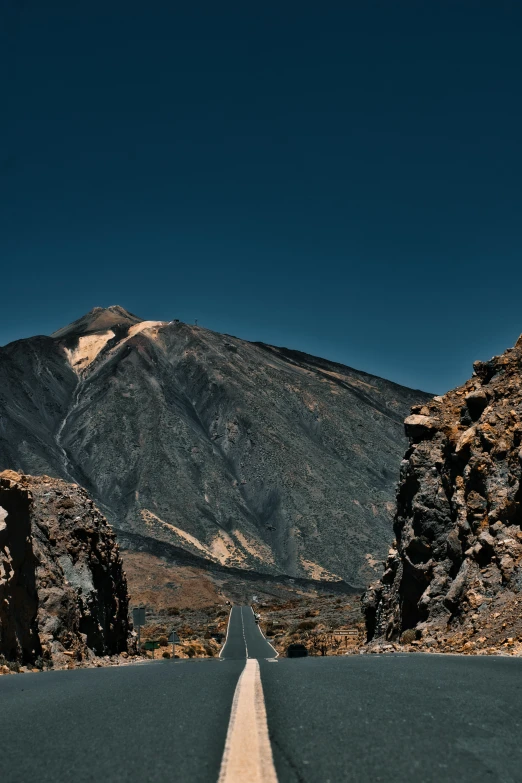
0,306,431,587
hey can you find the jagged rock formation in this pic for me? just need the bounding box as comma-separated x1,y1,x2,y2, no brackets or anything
0,470,129,665
0,306,430,587
364,336,522,654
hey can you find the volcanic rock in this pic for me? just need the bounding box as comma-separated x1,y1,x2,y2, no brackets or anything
0,471,129,666
364,335,522,654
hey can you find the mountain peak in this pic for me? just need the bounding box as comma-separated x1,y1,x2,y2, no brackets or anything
51,306,143,340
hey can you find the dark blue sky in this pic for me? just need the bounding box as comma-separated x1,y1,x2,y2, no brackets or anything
2,1,521,394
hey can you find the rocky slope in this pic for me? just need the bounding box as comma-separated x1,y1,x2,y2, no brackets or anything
0,306,430,588
0,470,129,666
364,335,522,655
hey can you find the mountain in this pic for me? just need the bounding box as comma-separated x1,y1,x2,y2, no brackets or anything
364,335,522,655
0,306,430,588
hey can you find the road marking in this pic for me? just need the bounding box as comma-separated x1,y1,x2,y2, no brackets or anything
219,607,233,659
240,607,249,658
248,606,279,658
218,658,278,783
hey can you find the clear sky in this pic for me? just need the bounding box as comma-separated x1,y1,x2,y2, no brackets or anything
2,1,521,394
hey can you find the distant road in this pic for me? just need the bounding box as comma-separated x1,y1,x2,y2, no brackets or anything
220,605,278,660
2,606,522,782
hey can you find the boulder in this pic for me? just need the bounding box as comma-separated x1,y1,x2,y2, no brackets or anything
404,415,438,441
465,389,488,421
0,472,130,666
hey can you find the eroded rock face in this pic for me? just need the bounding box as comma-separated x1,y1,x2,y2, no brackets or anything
0,471,129,665
0,474,41,662
364,337,522,653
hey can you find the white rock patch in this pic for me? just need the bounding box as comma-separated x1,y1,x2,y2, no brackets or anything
64,330,115,373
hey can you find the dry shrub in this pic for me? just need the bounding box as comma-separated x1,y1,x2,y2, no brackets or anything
400,629,416,644
296,620,317,631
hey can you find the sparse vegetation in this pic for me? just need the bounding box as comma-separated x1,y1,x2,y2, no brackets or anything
400,629,416,645
138,605,228,659
258,594,364,657
295,620,317,631
136,592,363,661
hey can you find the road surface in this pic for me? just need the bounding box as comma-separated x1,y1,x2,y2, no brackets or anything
2,605,522,782
219,604,278,660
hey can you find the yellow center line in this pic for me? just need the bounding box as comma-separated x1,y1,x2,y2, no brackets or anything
218,658,278,783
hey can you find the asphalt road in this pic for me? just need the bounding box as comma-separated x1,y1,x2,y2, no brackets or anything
2,606,522,782
219,605,278,660
260,655,522,783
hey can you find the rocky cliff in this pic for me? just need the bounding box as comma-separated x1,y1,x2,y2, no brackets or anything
364,336,522,654
0,306,430,587
0,470,129,666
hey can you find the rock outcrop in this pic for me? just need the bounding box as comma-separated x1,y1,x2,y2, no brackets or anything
0,471,129,666
0,306,430,587
364,336,522,654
